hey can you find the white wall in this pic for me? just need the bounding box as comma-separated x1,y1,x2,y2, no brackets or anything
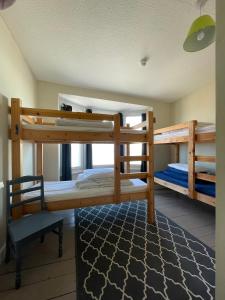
216,1,225,298
172,81,215,124
170,81,216,170
0,16,37,177
37,80,172,180
0,95,9,262
0,16,37,262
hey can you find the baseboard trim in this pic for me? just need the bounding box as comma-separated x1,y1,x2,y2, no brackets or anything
0,243,6,264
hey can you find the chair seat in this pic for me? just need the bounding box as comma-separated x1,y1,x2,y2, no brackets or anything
9,211,64,243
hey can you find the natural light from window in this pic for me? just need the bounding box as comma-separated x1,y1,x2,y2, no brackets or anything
125,115,143,165
93,144,114,166
70,114,144,169
71,144,82,168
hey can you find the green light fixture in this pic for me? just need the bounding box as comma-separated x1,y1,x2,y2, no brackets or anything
183,0,215,52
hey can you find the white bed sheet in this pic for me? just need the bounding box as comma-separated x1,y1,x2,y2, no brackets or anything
154,124,215,141
27,179,147,202
23,124,146,134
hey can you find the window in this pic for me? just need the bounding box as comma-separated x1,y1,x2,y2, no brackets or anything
59,101,84,170
92,144,114,166
71,144,82,169
125,115,143,165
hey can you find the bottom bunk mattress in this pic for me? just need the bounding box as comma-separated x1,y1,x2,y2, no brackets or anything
27,179,147,202
154,167,215,197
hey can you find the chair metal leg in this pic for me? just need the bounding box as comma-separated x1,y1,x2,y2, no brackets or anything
5,233,11,264
58,223,63,258
15,246,21,289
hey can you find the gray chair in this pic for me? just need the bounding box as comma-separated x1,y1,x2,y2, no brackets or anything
5,175,64,289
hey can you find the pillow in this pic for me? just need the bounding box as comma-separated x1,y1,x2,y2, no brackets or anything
77,168,114,180
168,163,209,173
83,168,113,174
56,118,113,128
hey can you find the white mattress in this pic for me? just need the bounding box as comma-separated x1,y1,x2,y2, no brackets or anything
56,118,113,128
27,179,147,202
154,124,215,141
23,124,146,134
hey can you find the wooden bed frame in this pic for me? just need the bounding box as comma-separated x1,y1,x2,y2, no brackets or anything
9,98,155,223
154,121,216,206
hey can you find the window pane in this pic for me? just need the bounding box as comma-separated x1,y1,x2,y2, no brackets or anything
71,144,82,168
125,115,143,165
130,143,142,165
125,115,142,129
93,144,114,165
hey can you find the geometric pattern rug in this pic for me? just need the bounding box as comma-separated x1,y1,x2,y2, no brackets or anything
75,200,215,300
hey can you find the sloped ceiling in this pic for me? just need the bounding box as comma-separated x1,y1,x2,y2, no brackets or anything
1,0,215,102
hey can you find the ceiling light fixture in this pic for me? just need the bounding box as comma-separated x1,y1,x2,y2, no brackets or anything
183,0,215,52
0,0,16,10
140,56,149,66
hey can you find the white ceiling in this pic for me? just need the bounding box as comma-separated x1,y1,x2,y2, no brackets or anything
1,0,215,102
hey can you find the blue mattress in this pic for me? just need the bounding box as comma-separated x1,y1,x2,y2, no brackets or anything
155,167,215,197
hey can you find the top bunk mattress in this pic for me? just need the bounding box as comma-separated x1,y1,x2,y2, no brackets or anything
26,179,147,202
23,124,146,134
154,124,215,141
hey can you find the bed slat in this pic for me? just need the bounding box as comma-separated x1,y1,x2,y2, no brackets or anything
120,155,149,162
154,122,189,135
120,172,148,180
196,173,216,183
195,156,216,163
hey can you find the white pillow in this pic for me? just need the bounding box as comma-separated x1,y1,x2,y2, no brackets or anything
77,168,114,180
83,168,113,174
168,163,208,173
56,118,113,128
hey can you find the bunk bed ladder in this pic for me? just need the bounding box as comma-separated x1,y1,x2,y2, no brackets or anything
114,111,155,224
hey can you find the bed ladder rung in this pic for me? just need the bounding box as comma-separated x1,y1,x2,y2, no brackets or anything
120,172,149,180
196,173,216,182
120,155,149,162
195,155,216,163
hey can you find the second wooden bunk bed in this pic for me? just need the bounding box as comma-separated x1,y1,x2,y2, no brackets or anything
154,121,216,206
9,98,155,223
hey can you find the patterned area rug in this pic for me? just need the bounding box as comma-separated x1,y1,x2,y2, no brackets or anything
75,201,215,300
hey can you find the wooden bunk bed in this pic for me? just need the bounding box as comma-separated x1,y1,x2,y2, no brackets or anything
154,121,216,206
9,98,155,223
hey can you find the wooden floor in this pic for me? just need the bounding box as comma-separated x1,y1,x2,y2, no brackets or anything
155,188,215,249
0,188,215,299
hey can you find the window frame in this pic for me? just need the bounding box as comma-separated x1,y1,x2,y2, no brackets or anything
58,98,148,172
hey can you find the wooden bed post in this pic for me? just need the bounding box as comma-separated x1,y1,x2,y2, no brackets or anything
188,120,197,199
146,111,155,224
125,143,131,173
114,114,121,203
36,118,43,176
11,98,22,218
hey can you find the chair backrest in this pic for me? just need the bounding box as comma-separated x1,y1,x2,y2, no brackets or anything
6,175,44,222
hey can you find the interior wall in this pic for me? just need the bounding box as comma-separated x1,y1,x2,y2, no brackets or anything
172,81,215,124
37,80,172,180
170,81,216,169
0,16,37,262
0,15,37,177
216,0,225,298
